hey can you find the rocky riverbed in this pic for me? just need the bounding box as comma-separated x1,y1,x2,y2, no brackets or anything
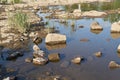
1,0,120,80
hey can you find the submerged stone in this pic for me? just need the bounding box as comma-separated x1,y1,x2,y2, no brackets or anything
6,52,23,60
48,53,60,62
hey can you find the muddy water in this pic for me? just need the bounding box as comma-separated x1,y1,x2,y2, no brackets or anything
1,1,120,80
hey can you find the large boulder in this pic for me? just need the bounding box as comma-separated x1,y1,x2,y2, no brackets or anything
111,21,120,32
82,10,107,18
90,22,103,30
45,33,66,45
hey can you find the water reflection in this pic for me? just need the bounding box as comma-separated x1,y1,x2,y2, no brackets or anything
46,43,66,50
90,29,103,34
110,33,120,39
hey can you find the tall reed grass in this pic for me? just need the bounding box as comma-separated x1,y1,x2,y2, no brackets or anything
8,11,30,33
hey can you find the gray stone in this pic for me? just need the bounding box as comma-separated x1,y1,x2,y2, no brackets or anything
48,53,60,62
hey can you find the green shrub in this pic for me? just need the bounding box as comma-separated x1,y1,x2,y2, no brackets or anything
8,11,30,33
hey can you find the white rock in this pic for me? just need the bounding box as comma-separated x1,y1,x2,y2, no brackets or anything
33,45,40,52
3,77,10,80
111,21,120,32
82,10,107,17
73,9,81,13
33,50,45,58
45,33,66,45
33,57,48,65
0,5,2,8
94,51,102,57
91,22,103,30
71,57,82,64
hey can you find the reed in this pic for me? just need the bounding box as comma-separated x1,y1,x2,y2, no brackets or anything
8,11,29,33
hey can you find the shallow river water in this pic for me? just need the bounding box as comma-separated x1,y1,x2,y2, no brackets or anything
1,0,120,80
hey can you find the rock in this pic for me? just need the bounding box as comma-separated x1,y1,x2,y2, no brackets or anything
94,51,102,57
79,25,84,28
5,5,15,12
54,75,61,80
73,9,81,13
33,45,40,52
3,76,17,80
33,57,48,65
6,52,23,60
60,61,70,68
117,44,120,53
33,36,42,45
90,22,103,30
33,50,45,58
82,10,107,18
0,45,4,51
111,21,120,32
48,53,60,62
71,57,83,64
25,58,33,63
109,61,120,69
80,38,89,42
45,33,66,45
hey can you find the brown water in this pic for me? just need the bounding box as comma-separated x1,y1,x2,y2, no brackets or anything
1,1,120,80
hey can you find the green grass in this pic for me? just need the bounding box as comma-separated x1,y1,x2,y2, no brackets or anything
8,11,30,33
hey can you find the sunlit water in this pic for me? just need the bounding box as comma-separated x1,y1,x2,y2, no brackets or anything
1,0,120,80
